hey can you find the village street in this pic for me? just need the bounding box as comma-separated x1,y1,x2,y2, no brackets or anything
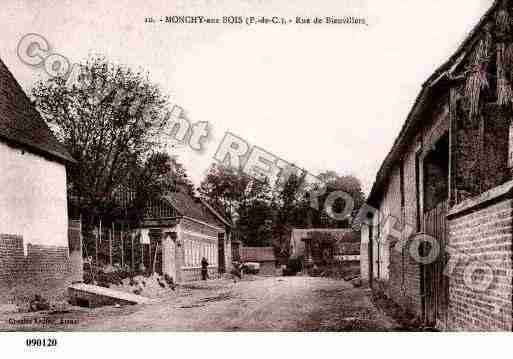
1,276,401,331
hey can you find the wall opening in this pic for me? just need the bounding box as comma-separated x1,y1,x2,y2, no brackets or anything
423,133,449,213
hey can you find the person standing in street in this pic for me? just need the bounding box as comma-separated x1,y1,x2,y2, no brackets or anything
201,257,209,281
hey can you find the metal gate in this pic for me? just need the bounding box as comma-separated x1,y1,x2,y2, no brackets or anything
422,199,449,328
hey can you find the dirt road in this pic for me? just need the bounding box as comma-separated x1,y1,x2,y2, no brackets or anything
2,276,400,331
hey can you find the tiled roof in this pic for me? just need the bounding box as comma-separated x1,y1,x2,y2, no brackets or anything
163,191,223,229
0,58,74,163
241,247,276,262
200,199,233,228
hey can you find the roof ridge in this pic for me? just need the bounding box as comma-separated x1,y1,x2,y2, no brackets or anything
0,57,74,163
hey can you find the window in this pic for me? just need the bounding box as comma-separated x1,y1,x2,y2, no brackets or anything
185,241,191,267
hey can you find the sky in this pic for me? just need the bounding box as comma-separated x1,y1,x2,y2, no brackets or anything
0,0,493,194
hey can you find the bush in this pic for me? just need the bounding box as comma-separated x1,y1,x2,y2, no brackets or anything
83,263,142,288
163,274,175,290
29,294,50,312
309,265,323,277
230,262,242,279
283,257,303,276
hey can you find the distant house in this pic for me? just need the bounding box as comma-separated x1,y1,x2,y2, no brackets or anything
241,247,276,276
0,58,79,303
139,189,232,282
290,228,358,264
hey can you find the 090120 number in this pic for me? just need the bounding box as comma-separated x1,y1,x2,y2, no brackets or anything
25,338,57,347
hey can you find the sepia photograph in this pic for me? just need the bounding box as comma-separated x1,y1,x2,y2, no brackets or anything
0,0,512,356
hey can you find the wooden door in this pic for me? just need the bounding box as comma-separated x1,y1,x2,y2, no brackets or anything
422,199,449,328
149,229,163,274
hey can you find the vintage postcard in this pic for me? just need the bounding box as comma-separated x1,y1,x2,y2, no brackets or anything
0,0,511,355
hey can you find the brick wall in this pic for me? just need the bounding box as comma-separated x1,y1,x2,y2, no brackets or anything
0,224,82,304
20,244,73,300
447,196,513,331
0,234,24,286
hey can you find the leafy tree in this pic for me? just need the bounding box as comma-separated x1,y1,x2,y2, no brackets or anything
199,164,366,254
269,171,366,257
199,164,273,245
167,156,196,196
316,171,366,228
237,200,274,247
126,153,194,222
199,164,271,218
271,173,310,256
32,56,172,220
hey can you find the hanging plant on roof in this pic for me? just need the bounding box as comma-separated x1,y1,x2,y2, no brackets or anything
496,3,511,36
496,5,513,106
465,23,493,120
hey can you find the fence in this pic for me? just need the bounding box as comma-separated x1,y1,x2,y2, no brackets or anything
82,221,161,273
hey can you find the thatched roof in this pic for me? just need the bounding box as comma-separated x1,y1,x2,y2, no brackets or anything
367,0,501,206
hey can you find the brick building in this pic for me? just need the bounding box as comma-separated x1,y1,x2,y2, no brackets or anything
140,190,232,282
0,58,80,304
362,0,513,331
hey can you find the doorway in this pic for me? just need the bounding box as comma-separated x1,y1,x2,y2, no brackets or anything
420,133,449,328
218,233,225,273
